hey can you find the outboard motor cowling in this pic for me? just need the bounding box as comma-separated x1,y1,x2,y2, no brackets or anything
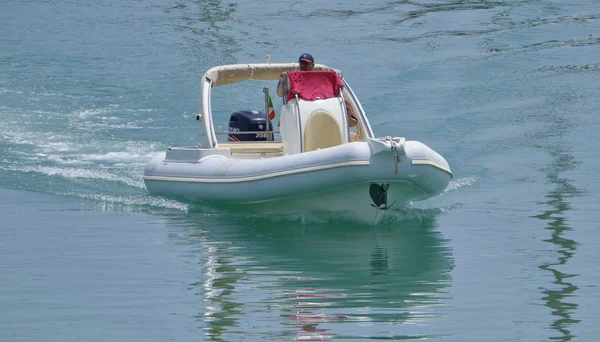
228,110,272,141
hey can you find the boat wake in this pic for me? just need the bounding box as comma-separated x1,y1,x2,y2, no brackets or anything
444,174,481,192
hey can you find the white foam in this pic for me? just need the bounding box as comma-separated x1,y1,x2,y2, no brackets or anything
46,154,91,165
10,165,144,188
74,104,119,118
445,175,480,192
85,122,144,129
79,151,151,163
61,191,189,212
43,142,75,153
78,142,163,164
0,88,25,94
2,129,37,146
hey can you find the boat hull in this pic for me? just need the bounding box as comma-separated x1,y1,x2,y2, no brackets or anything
144,138,452,222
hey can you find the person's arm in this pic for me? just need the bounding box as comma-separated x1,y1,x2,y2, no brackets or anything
346,102,358,127
348,113,358,127
277,72,288,97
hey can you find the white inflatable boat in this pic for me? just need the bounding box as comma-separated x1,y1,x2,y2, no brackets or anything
144,62,452,222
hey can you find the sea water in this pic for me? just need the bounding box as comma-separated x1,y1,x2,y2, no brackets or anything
2,1,600,341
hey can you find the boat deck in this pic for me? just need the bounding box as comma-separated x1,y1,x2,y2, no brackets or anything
218,142,284,154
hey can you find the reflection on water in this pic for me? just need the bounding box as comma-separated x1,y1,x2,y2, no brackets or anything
167,211,453,341
195,244,245,341
535,147,582,341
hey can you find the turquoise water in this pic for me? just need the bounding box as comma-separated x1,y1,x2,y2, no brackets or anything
2,0,600,340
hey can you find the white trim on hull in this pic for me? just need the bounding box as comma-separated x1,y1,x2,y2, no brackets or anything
144,159,371,184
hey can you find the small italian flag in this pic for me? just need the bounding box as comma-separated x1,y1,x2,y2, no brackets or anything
267,94,276,120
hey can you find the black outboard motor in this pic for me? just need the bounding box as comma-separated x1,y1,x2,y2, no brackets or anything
228,110,272,141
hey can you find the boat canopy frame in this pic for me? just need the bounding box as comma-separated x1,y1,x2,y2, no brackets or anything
197,63,374,148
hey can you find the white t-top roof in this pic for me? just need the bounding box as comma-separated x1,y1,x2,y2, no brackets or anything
204,63,340,87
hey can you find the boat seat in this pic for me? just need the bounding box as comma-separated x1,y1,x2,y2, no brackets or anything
303,110,343,152
218,142,283,154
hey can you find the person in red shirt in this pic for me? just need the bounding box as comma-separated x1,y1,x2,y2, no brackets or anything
277,53,315,97
277,53,359,141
